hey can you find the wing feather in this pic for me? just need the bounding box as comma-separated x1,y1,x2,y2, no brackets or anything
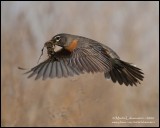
35,62,48,80
25,46,112,79
43,61,52,80
50,61,56,78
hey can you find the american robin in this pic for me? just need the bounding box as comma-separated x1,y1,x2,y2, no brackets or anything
24,33,144,86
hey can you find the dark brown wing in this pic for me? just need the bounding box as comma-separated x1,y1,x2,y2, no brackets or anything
25,58,81,80
25,46,112,80
67,46,112,73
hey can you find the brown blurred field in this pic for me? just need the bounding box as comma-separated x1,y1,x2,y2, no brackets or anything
1,1,159,127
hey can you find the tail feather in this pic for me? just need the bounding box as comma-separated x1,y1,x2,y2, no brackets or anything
105,59,144,86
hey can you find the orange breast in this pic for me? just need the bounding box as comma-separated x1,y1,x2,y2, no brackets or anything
65,39,78,52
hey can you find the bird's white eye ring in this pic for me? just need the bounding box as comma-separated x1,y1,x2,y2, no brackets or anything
55,36,61,42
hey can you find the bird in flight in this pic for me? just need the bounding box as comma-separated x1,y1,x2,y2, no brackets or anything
21,33,144,86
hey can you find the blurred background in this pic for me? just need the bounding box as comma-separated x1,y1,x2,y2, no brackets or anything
1,1,159,127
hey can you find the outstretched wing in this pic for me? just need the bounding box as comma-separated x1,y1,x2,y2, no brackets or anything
25,46,112,80
67,46,112,73
25,57,82,80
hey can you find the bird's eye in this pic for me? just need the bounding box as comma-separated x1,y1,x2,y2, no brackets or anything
55,36,61,42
